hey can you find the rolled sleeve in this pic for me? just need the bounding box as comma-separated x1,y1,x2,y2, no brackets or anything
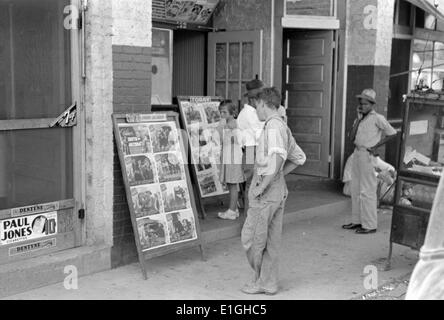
266,119,288,162
288,136,306,166
376,114,397,136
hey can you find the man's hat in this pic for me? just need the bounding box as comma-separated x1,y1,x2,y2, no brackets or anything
356,88,377,104
244,79,265,98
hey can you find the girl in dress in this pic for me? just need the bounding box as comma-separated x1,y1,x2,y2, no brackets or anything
217,100,245,220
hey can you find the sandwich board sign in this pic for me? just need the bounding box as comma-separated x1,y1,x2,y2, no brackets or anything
112,112,205,279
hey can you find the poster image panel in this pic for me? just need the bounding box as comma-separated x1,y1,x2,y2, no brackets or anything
149,122,179,153
166,210,197,244
165,0,182,18
137,215,168,251
160,181,191,213
203,102,221,124
118,124,152,156
195,6,214,23
197,172,218,197
131,185,164,218
125,155,157,186
176,0,195,20
196,148,214,173
154,153,185,183
200,126,222,161
181,101,205,125
1,212,57,246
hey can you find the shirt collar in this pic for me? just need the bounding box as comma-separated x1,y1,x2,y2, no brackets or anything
361,109,377,120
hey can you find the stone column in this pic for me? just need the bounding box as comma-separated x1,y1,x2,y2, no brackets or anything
344,0,395,159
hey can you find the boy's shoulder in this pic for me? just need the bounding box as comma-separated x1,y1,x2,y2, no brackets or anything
265,116,286,130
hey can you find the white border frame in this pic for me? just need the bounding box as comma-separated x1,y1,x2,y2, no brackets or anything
151,27,173,105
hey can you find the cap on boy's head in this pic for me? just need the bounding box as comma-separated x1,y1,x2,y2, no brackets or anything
255,87,281,109
244,79,265,98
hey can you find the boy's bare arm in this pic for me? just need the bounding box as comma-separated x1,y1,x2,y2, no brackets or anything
251,154,285,198
283,161,299,176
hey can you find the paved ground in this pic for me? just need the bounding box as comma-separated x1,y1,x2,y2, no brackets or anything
358,274,410,300
4,207,417,300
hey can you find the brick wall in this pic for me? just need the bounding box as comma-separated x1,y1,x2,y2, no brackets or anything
113,46,152,113
111,45,152,268
286,0,332,16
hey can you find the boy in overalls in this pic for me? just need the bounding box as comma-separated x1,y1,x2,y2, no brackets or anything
241,87,306,295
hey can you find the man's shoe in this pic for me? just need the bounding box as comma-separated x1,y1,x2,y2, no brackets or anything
355,227,377,234
342,223,362,230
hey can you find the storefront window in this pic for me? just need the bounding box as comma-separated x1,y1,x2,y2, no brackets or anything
0,0,72,120
151,28,173,105
0,0,73,210
411,39,434,90
397,180,437,210
411,40,444,91
401,103,444,178
0,129,73,210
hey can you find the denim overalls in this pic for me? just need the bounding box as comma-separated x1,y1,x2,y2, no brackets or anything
241,115,289,293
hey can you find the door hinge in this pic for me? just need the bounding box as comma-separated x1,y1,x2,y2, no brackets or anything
78,208,85,220
328,155,332,163
332,41,336,50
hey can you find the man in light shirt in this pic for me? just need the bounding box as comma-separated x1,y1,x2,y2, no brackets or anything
342,89,397,234
237,79,266,180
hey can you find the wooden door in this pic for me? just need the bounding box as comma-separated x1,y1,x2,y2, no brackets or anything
208,30,262,105
283,30,334,177
0,0,81,263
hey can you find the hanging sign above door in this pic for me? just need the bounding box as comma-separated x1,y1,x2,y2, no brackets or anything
153,0,219,25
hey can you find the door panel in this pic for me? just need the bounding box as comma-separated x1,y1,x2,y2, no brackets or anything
283,30,334,177
208,30,262,104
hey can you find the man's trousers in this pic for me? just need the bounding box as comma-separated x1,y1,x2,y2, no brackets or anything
351,149,378,230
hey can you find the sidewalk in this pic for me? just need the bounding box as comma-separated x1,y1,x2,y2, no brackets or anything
3,205,417,300
356,274,411,300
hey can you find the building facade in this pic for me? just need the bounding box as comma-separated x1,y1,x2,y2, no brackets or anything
2,0,442,297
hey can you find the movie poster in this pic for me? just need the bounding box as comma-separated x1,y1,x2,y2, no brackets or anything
178,97,229,198
165,0,218,25
117,120,197,251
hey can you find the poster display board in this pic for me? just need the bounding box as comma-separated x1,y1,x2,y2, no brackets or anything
113,112,205,279
177,96,229,201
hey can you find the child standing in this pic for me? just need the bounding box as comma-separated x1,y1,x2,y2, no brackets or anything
217,100,245,220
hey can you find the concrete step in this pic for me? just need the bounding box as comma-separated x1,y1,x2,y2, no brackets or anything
0,245,111,298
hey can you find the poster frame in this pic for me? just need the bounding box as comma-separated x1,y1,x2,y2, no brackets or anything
112,112,205,280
